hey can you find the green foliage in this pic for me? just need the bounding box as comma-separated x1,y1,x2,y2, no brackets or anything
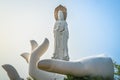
114,62,120,80
27,77,34,80
64,75,107,80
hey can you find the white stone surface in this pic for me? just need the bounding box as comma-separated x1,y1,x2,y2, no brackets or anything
38,56,114,80
53,10,69,61
21,38,64,80
2,64,23,80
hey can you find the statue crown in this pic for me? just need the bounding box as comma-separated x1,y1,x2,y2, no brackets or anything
54,5,67,20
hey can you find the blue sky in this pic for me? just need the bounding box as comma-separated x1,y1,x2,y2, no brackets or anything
0,0,120,79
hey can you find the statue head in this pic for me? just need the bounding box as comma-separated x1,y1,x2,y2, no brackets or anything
54,5,67,20
58,10,64,20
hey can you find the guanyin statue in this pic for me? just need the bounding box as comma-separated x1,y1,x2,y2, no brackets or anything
52,5,69,61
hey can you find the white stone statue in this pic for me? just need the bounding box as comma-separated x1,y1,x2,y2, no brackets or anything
38,55,114,80
2,5,114,80
21,38,64,80
53,5,69,61
2,64,24,80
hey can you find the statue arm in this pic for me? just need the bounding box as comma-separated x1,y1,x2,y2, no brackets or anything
54,22,59,31
65,23,69,38
59,22,66,32
57,26,65,32
54,21,67,32
59,28,65,32
54,26,59,31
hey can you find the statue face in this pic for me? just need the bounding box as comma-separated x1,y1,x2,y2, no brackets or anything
58,10,64,20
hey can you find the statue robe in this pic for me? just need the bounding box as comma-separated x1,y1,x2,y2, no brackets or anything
53,20,69,61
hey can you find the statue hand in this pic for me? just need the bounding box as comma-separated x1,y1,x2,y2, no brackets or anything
37,57,114,79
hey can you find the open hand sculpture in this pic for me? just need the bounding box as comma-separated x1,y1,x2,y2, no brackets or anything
38,55,114,80
21,38,64,80
2,38,114,80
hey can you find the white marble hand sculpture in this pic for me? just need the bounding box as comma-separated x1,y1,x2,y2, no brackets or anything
21,38,64,80
38,56,114,80
2,64,24,80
